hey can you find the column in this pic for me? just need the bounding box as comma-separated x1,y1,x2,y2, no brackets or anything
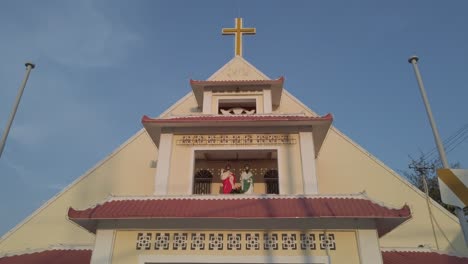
299,131,318,194
154,133,173,195
203,90,212,114
90,229,115,264
263,88,272,113
356,229,384,264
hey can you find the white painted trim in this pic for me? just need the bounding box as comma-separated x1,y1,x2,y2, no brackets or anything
380,247,432,252
139,254,330,264
277,146,285,195
189,146,281,195
105,192,370,201
0,245,93,258
90,229,115,264
356,229,383,264
263,88,273,113
154,133,174,195
299,132,318,194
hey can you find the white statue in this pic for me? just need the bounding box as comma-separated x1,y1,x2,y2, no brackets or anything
240,164,254,194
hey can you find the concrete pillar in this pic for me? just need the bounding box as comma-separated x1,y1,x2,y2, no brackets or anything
263,88,272,113
90,229,115,264
356,229,383,264
299,131,318,194
154,133,173,195
203,90,212,114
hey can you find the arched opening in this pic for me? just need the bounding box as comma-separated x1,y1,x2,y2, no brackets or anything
264,169,279,194
193,169,213,194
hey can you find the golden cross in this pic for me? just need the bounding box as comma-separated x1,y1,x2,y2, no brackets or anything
222,18,256,57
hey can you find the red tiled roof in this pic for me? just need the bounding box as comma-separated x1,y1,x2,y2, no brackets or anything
382,250,468,264
69,196,409,219
141,113,333,124
0,249,91,264
190,76,284,86
69,195,410,236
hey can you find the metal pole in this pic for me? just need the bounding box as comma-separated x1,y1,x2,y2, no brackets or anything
408,55,468,246
0,62,35,159
408,56,449,168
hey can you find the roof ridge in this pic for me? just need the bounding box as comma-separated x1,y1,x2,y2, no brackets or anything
69,193,369,211
191,76,283,83
381,247,468,259
165,113,309,119
106,193,368,202
103,192,409,212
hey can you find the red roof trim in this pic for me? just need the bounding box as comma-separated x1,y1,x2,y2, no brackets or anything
190,76,284,86
142,113,333,124
0,249,92,264
68,196,410,220
382,250,468,264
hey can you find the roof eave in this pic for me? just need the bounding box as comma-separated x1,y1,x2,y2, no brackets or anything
141,114,333,155
190,77,284,108
68,216,411,236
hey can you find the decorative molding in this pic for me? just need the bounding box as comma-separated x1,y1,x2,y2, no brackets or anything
177,134,296,145
139,254,330,264
135,231,336,252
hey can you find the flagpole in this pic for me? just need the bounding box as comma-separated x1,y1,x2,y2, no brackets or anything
408,55,468,246
0,62,35,159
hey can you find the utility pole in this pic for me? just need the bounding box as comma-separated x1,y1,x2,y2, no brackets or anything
409,161,439,249
0,62,35,159
408,55,468,245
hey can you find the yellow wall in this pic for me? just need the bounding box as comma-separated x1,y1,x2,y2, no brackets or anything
316,128,467,253
2,85,467,257
0,131,157,253
112,229,360,264
275,91,317,116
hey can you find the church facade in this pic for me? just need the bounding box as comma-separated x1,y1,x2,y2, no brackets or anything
1,18,468,264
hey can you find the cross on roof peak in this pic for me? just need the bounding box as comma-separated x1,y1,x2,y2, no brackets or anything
222,18,256,57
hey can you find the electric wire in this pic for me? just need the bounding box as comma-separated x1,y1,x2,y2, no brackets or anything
418,123,468,163
423,124,468,159
423,125,468,160
423,123,468,158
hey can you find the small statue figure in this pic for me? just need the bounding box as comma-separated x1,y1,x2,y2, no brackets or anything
220,164,236,194
240,164,254,194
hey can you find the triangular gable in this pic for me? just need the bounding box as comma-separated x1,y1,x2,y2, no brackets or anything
2,55,467,256
208,56,269,81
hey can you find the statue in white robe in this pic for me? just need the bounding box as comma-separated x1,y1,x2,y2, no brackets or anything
240,164,254,194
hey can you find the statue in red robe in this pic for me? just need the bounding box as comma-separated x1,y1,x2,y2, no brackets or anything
221,164,235,194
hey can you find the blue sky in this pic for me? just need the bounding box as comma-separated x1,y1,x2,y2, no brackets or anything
0,1,467,236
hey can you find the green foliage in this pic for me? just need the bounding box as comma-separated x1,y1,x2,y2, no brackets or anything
230,187,244,194
403,154,460,215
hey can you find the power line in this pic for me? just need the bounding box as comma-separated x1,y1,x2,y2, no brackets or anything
423,123,468,159
423,124,468,160
420,123,468,162
446,134,468,154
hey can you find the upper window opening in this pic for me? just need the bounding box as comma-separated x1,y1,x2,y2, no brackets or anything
218,98,256,115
